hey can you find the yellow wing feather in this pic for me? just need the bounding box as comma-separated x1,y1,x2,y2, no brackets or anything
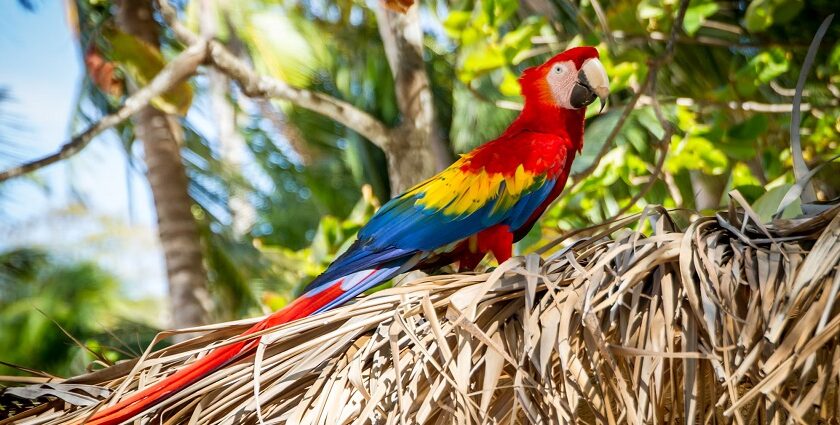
403,157,540,216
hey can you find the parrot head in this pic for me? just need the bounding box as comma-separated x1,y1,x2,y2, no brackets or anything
520,46,610,112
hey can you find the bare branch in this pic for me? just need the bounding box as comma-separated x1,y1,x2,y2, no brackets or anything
0,40,209,182
470,92,828,114
636,95,835,113
661,0,691,59
157,0,392,150
209,42,392,148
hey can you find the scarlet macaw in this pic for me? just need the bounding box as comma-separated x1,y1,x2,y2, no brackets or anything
88,46,609,424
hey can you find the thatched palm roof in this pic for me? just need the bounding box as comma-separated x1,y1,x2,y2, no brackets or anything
3,199,840,424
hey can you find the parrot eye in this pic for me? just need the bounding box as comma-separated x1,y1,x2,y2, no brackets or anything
552,64,565,74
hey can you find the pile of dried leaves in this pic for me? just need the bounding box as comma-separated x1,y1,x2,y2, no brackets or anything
3,197,839,424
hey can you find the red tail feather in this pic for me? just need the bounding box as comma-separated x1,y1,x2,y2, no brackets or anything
87,284,345,425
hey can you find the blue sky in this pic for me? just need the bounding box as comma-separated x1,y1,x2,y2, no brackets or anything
0,1,166,299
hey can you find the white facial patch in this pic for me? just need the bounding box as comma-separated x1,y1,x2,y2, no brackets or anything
545,61,578,109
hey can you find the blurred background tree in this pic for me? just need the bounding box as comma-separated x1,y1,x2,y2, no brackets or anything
0,0,837,376
0,248,161,376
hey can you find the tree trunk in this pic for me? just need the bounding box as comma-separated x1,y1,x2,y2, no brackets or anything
375,6,451,195
117,0,212,332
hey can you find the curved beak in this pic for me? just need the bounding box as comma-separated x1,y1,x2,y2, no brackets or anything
569,58,610,112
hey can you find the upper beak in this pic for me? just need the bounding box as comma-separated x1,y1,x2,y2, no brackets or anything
570,58,610,112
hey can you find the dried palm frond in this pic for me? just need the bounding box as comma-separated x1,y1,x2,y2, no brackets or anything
4,198,840,424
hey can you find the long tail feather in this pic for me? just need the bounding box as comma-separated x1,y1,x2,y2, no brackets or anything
86,257,418,425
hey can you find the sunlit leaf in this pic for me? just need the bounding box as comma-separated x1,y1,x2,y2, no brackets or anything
460,47,505,82
443,11,473,38
636,107,666,140
666,135,728,175
607,62,641,93
637,0,664,21
683,2,718,35
500,17,544,63
745,0,804,33
499,68,521,96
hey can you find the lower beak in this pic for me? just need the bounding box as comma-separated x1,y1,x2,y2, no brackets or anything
569,81,599,109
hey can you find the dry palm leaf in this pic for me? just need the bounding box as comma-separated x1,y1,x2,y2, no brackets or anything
3,199,840,424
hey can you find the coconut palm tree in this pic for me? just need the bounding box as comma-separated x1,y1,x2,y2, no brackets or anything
114,0,212,332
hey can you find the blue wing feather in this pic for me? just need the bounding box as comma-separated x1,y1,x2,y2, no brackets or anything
302,175,557,295
359,177,558,251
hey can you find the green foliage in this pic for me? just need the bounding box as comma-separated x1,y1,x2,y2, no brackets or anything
734,49,790,97
448,6,546,85
0,249,162,376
